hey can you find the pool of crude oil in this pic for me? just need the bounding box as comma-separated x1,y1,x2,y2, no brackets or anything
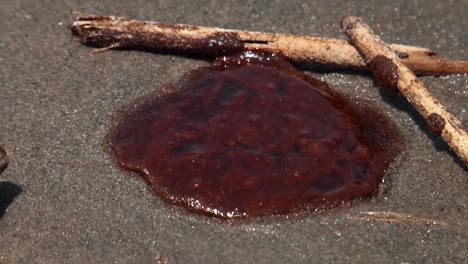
108,51,404,219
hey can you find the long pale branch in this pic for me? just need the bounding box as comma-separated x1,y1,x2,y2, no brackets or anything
71,13,468,76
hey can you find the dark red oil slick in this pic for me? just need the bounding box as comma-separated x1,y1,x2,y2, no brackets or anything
108,51,404,219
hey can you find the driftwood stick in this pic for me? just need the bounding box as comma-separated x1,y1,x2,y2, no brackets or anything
341,16,468,165
70,13,468,76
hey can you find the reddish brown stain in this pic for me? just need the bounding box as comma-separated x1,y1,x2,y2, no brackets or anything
369,55,400,95
427,113,446,134
71,23,244,57
108,52,404,219
395,51,409,59
425,51,438,57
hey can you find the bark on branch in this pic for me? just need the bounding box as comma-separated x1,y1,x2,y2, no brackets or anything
342,16,468,165
70,13,468,76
